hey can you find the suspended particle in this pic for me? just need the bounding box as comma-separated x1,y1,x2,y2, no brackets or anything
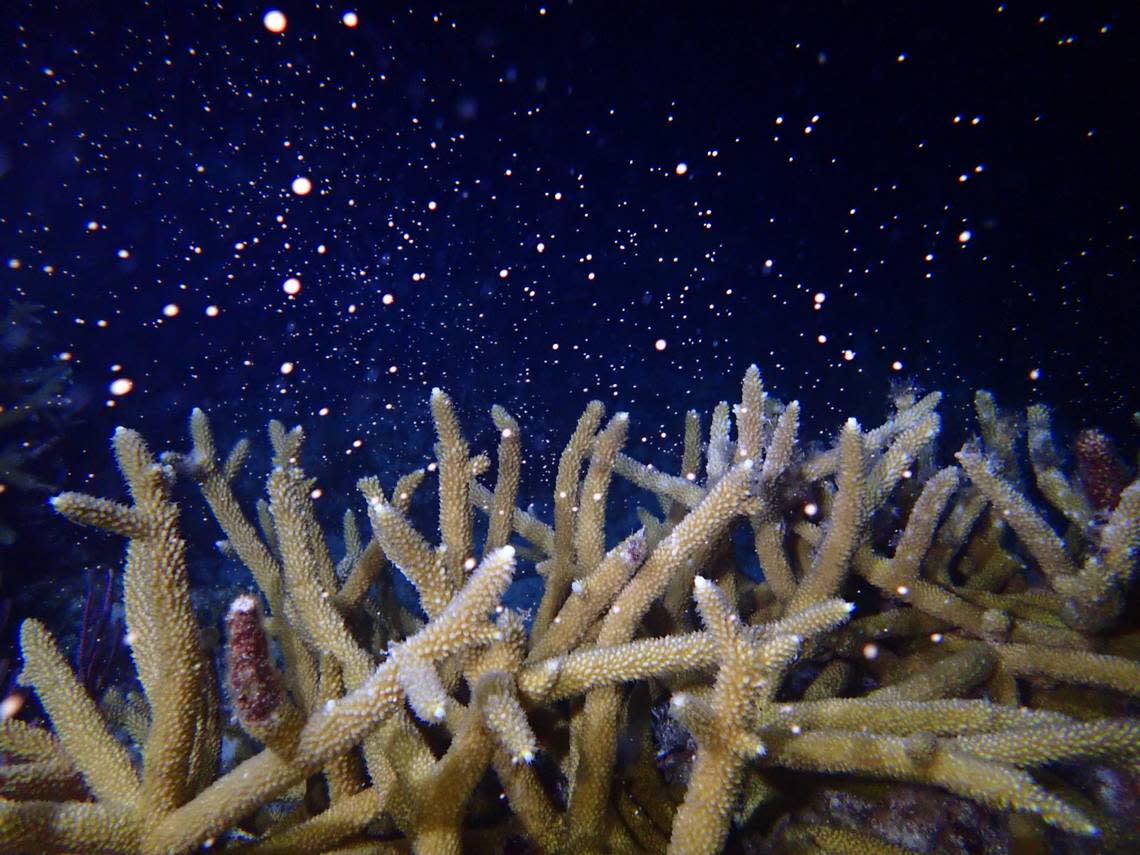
162,304,180,317
292,176,313,196
382,293,394,305
205,305,220,317
263,10,287,33
674,162,688,176
280,362,295,375
499,268,510,279
958,229,972,244
654,338,667,351
0,692,25,720
109,377,134,396
282,277,302,295
342,11,359,27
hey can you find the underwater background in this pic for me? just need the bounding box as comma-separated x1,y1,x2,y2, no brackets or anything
1,3,1139,851
3,2,1139,536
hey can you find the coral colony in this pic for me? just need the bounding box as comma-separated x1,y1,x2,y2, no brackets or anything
1,366,1137,853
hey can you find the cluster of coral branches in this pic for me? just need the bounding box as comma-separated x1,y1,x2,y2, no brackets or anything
1,366,1138,853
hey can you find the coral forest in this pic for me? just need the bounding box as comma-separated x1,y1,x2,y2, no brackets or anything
1,366,1138,854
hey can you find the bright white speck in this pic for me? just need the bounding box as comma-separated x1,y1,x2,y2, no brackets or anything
842,349,856,361
382,293,394,305
280,362,295,375
536,242,545,253
342,11,359,28
109,378,134,396
654,338,667,351
291,176,313,196
892,360,903,371
117,249,130,259
282,277,302,295
1,692,26,721
1028,367,1041,381
205,305,219,317
162,304,180,317
263,10,287,33
674,162,688,175
958,229,972,243
499,268,510,279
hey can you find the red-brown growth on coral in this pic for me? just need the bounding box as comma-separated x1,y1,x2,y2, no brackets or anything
224,594,283,727
1075,428,1130,511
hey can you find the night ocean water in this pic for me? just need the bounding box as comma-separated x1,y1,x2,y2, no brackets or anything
1,3,1138,853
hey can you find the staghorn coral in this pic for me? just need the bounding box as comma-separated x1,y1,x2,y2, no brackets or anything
0,368,1138,854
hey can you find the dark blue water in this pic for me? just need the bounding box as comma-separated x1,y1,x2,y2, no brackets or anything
2,1,1137,670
